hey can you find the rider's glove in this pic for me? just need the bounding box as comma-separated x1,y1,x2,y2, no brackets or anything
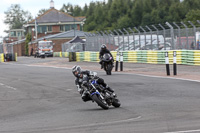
76,85,81,92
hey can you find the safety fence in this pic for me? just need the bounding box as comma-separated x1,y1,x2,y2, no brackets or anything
85,21,200,52
53,50,200,66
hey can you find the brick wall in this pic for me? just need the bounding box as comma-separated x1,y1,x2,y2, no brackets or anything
13,42,26,56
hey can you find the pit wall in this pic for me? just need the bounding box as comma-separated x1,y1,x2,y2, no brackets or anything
53,50,200,65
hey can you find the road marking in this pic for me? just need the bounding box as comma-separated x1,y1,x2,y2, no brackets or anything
2,115,141,133
0,82,17,90
5,63,200,83
121,72,200,83
164,129,200,133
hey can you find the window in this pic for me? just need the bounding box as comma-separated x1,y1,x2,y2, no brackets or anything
65,25,70,31
17,32,22,37
60,24,77,32
41,26,47,33
10,31,16,37
47,26,52,32
60,25,64,31
37,26,42,33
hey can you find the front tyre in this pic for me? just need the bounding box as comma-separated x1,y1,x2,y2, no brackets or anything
92,94,109,110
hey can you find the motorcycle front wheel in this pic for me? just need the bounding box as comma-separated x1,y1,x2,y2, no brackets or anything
91,94,109,110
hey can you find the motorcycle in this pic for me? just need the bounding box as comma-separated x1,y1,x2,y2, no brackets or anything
101,53,113,75
81,73,121,110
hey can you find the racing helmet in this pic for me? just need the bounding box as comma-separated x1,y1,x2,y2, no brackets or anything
72,65,82,77
101,44,107,50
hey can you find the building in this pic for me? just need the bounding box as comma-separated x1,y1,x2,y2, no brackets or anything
25,0,85,41
3,0,86,56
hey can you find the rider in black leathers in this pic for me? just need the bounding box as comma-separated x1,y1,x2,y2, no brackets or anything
72,65,115,102
99,44,114,69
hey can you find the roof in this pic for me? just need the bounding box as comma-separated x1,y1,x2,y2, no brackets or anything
75,16,86,22
67,36,85,43
30,30,87,44
28,8,81,24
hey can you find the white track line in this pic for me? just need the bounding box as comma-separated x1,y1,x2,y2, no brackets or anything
5,63,200,83
0,82,17,90
164,129,200,133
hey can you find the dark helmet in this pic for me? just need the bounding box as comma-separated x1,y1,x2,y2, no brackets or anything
101,44,107,50
72,65,82,77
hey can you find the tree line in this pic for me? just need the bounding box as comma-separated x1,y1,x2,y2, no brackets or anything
4,0,200,33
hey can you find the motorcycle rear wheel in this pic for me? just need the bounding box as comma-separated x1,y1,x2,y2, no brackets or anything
112,98,121,108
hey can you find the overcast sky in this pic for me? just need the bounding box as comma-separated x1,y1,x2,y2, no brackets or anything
0,0,106,41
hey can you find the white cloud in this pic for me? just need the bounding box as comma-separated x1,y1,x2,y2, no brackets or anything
0,13,8,37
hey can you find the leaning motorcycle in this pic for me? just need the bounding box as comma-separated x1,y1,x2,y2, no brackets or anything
101,53,113,75
81,73,121,110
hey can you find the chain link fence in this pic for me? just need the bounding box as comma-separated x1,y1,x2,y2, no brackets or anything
85,22,200,51
62,42,85,52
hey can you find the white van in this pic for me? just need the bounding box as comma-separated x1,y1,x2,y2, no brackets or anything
35,40,53,57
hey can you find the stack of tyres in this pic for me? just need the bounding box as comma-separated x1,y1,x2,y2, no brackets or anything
69,52,76,62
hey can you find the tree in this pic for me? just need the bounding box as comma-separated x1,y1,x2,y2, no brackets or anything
25,33,31,56
4,4,32,30
37,9,48,17
184,9,200,25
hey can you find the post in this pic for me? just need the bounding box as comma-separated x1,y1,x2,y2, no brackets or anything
152,25,159,50
180,21,189,49
120,52,123,71
100,31,106,45
115,52,119,71
159,24,167,50
140,26,147,50
118,29,125,51
109,30,115,49
128,27,135,50
188,21,196,50
165,51,170,76
134,27,141,49
166,22,175,50
146,25,153,50
34,17,38,40
123,28,129,50
173,51,177,75
105,31,111,50
114,30,120,48
173,22,181,49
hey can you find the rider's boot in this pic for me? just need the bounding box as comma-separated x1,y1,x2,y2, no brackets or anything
106,86,116,97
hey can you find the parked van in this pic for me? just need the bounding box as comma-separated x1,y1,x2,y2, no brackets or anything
35,40,53,57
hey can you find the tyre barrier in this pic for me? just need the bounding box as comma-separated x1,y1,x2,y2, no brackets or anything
0,53,4,62
54,50,200,66
69,52,76,62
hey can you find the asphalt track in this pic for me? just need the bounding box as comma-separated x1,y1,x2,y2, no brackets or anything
0,57,200,133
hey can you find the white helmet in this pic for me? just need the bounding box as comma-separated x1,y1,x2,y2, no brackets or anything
72,65,82,77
